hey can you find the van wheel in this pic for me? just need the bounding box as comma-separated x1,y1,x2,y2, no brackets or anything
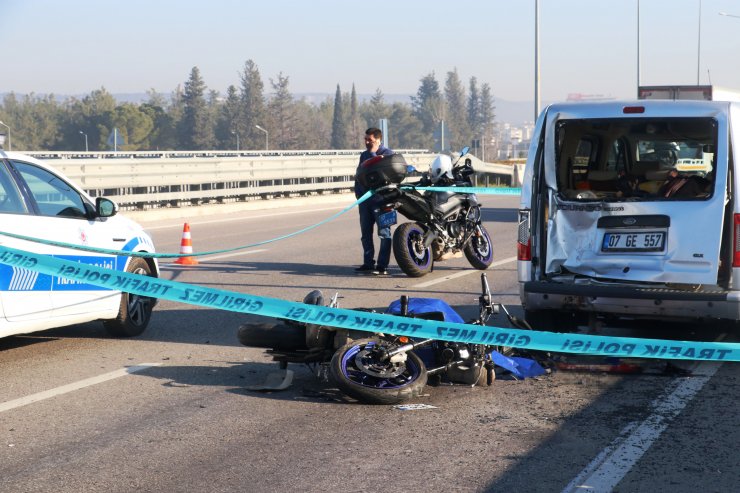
104,258,155,337
524,309,578,332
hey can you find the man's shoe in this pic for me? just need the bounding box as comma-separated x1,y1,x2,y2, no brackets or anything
372,268,389,276
355,265,374,273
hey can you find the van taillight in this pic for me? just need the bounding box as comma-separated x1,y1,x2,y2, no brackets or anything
623,106,645,114
517,210,532,261
734,214,740,267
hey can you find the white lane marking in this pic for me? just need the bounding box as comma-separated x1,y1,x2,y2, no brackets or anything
144,205,349,231
0,364,162,413
411,256,518,288
562,359,722,492
161,248,268,267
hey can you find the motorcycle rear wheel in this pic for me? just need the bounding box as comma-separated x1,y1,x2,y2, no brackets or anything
393,222,433,277
330,338,428,405
463,224,494,270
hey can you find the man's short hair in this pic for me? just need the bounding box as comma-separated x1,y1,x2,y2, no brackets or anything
365,127,383,139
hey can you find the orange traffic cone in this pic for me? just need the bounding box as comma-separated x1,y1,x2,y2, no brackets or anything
174,223,199,265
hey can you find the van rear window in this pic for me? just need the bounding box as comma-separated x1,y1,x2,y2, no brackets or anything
555,117,717,201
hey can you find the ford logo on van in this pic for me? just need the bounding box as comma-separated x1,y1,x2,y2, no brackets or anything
622,217,637,226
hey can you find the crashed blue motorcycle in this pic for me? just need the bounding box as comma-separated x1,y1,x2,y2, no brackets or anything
237,273,529,405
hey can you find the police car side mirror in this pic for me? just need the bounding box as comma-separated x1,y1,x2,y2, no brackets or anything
96,197,118,218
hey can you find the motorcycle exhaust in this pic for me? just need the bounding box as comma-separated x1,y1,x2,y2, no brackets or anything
237,322,308,351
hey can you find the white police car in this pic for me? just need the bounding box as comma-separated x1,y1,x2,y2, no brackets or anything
0,149,159,338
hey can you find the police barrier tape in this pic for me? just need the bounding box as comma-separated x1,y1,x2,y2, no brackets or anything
1,244,738,362
405,186,523,196
0,186,521,259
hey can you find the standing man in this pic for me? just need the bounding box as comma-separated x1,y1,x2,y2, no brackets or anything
354,127,393,275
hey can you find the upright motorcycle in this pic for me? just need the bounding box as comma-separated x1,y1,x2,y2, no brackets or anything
356,147,494,277
237,273,516,405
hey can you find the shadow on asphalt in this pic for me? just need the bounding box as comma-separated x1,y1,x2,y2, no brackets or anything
128,360,352,404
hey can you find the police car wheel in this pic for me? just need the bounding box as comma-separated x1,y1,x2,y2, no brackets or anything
104,258,155,337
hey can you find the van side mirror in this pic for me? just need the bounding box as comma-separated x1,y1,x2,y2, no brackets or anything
96,197,118,218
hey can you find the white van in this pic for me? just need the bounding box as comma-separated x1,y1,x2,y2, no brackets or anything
517,100,738,329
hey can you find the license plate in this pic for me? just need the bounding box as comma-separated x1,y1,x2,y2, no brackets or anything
602,231,665,252
377,210,397,228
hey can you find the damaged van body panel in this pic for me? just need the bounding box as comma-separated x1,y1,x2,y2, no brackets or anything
518,100,740,325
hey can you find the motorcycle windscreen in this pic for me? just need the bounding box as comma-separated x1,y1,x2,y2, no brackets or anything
542,111,728,285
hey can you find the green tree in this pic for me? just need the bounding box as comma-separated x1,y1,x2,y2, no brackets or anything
206,89,221,149
0,93,61,151
444,68,469,152
362,88,389,132
178,66,213,150
239,59,266,150
267,73,299,150
330,84,347,149
349,84,361,148
411,72,444,149
215,85,241,149
292,99,328,149
140,89,176,150
388,102,423,149
467,76,481,135
61,87,116,151
110,103,154,151
315,96,335,148
479,83,496,159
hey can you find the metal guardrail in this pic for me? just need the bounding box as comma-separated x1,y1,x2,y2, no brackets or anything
29,149,520,210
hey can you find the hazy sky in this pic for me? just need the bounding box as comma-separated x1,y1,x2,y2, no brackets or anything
2,0,739,110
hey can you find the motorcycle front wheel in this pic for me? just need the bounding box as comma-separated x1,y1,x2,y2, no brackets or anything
464,224,494,270
392,222,433,277
330,338,428,405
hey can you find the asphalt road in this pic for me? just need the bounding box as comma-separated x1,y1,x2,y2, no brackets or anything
1,194,738,492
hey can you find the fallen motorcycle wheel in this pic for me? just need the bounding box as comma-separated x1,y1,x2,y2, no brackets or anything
463,224,494,270
330,338,428,405
392,222,433,277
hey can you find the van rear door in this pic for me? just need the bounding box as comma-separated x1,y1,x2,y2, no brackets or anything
540,102,729,286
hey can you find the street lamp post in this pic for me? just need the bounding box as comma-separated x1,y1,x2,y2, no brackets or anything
255,125,269,151
232,130,240,151
79,130,89,152
697,0,702,84
534,0,540,122
0,121,11,151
